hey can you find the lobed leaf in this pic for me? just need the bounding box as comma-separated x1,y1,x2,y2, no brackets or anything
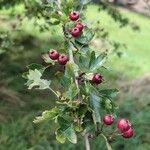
89,52,107,71
99,89,119,99
33,107,60,123
90,91,101,123
64,83,79,100
75,28,94,45
25,69,51,90
57,117,77,144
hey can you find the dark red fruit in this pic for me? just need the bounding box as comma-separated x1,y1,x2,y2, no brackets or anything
117,119,131,132
103,114,114,125
58,54,69,65
71,27,81,37
92,74,103,84
75,22,84,31
69,11,80,21
48,49,59,60
122,127,134,138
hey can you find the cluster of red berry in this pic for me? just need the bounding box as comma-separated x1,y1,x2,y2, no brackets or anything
49,11,103,85
103,114,134,139
69,11,84,37
69,11,103,84
48,49,69,65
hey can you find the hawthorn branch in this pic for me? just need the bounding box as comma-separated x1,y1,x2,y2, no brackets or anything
62,20,91,149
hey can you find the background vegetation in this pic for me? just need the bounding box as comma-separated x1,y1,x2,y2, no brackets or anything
0,2,150,150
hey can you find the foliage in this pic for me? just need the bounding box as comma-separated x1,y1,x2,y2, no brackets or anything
0,0,150,150
22,0,131,149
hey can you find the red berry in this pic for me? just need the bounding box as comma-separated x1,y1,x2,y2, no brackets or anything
103,114,114,125
69,11,80,21
71,27,81,37
75,22,84,31
117,119,131,132
48,49,59,60
122,127,134,139
92,74,103,84
58,54,69,65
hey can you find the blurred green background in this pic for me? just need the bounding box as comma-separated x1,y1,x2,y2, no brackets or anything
0,3,150,150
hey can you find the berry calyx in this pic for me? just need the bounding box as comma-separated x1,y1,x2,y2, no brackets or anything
122,127,134,139
58,54,69,65
69,11,80,21
92,74,103,84
117,119,131,132
103,114,114,125
48,49,59,60
70,27,81,37
75,22,84,31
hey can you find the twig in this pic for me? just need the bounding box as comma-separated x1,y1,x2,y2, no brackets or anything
101,134,112,150
68,42,81,101
107,129,119,142
70,40,80,51
48,87,59,98
84,133,91,150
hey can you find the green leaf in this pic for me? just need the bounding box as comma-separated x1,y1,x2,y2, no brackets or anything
65,62,78,78
75,28,94,45
82,111,93,129
64,125,77,144
64,83,79,100
101,98,114,113
23,64,45,79
78,51,91,72
78,104,88,117
47,18,60,25
60,76,71,89
61,0,74,15
55,129,66,144
22,71,29,79
99,89,119,99
25,69,51,90
78,55,89,71
57,117,77,144
89,51,96,69
90,91,101,123
80,45,91,52
89,52,107,71
74,42,91,53
63,62,79,92
74,122,83,132
33,107,60,123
